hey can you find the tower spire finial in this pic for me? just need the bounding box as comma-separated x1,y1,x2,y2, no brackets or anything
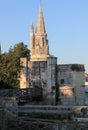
40,0,42,6
36,1,46,35
40,0,42,11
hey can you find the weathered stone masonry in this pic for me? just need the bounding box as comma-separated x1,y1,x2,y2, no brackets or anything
20,5,85,105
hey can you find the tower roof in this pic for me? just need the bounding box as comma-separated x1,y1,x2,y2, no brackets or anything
36,5,46,35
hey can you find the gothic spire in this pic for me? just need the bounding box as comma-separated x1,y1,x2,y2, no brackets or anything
36,4,46,35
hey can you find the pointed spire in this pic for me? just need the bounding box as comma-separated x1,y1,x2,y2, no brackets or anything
36,3,46,35
30,22,34,34
40,0,42,7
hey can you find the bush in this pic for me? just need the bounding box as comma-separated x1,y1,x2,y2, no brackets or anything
71,64,85,71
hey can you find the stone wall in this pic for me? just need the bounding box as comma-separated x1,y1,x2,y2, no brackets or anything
57,64,85,105
59,86,75,105
46,56,57,104
20,57,29,88
28,61,47,88
28,56,57,104
20,60,85,105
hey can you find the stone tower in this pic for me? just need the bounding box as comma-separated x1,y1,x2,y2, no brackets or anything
20,3,85,105
30,5,49,61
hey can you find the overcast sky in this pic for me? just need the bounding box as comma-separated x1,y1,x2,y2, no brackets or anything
0,0,88,70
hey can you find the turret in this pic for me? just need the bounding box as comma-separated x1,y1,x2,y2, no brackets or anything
30,23,34,55
30,23,34,34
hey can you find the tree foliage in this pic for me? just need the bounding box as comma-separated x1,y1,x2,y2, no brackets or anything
0,42,29,89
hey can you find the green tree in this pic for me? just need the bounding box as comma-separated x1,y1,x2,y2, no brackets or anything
0,42,29,89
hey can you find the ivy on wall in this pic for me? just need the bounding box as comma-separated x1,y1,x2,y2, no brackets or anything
71,64,85,71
